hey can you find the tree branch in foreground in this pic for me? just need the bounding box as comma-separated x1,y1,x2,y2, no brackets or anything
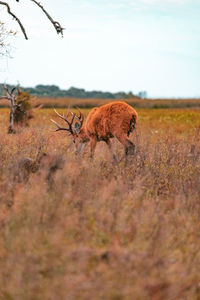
0,1,28,39
30,0,64,37
0,0,64,39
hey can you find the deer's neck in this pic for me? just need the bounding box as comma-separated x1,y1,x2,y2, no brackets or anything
80,126,90,142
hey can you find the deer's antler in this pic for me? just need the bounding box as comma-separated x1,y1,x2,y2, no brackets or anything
51,108,76,135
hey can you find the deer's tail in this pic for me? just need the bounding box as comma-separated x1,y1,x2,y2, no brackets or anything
128,114,137,137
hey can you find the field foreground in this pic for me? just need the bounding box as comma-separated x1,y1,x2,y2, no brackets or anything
0,108,200,300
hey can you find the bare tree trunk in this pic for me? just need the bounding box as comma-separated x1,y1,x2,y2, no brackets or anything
0,86,17,133
8,100,16,133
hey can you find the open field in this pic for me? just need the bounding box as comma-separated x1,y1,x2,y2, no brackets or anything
0,106,200,299
1,97,200,109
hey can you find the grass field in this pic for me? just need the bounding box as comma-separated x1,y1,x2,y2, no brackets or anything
0,106,200,299
1,96,200,109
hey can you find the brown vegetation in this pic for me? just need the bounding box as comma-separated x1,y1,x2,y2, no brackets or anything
1,96,200,109
13,90,34,126
0,107,200,299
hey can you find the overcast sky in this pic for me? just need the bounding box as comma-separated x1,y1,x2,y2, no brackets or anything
0,0,199,98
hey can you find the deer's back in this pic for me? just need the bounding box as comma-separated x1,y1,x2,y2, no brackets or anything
85,102,138,139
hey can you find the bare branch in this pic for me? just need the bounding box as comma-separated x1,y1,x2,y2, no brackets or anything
30,0,64,36
0,1,28,39
11,87,17,95
0,96,10,101
0,1,64,39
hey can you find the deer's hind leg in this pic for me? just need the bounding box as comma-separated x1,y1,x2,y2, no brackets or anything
116,134,135,156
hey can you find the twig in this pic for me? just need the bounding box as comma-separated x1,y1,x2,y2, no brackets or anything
0,0,64,39
30,0,64,36
0,96,10,101
0,1,28,39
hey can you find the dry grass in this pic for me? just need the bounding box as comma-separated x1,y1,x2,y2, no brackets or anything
1,97,200,109
0,107,200,300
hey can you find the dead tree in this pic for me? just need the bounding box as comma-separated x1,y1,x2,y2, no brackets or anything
0,86,18,133
0,85,37,133
0,0,64,40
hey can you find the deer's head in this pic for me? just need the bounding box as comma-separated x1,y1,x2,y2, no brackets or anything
51,107,89,153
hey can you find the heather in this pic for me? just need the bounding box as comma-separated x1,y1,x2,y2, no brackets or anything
0,107,200,300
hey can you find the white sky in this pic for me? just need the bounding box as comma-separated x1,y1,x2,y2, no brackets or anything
0,0,199,98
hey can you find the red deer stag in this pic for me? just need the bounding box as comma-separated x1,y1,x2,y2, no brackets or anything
51,101,138,159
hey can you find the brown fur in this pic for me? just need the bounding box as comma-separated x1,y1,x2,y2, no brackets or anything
74,101,138,158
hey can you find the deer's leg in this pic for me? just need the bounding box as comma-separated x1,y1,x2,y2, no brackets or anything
116,134,135,156
105,139,117,162
89,137,97,158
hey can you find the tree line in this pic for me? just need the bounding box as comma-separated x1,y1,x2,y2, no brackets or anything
0,84,147,99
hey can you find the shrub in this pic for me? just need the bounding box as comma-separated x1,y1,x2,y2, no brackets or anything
14,90,34,126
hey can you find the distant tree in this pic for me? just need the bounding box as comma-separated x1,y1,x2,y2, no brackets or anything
36,85,60,92
0,0,64,40
125,91,135,99
138,91,147,99
0,83,142,99
114,92,128,99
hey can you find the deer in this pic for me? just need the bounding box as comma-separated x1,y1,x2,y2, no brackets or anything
51,101,138,160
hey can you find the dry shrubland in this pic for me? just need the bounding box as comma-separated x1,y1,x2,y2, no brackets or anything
0,107,200,300
1,97,200,109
